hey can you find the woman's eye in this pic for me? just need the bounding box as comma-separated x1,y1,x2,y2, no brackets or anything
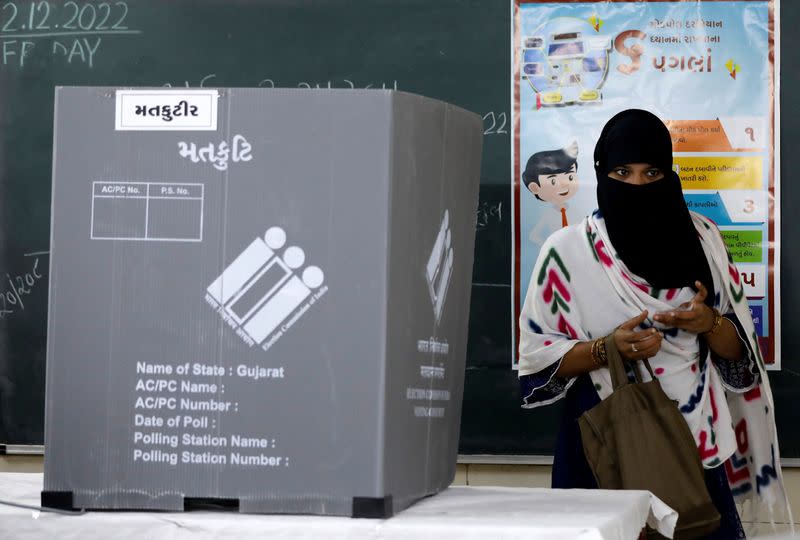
614,168,628,176
551,178,556,185
647,169,662,177
568,175,574,181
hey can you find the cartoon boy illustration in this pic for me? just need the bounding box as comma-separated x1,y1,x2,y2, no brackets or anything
522,141,580,245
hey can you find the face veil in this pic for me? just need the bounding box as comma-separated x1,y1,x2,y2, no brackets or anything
593,109,714,302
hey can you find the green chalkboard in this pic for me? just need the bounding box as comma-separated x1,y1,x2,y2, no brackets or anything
2,0,800,462
0,0,535,451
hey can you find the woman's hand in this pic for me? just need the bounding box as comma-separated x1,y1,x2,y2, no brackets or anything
652,281,715,334
614,310,663,362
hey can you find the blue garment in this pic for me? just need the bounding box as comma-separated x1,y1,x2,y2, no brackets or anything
552,373,745,539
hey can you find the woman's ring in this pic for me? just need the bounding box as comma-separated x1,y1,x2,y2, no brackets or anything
632,344,639,353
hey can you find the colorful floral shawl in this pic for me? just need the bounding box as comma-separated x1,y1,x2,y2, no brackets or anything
518,211,790,523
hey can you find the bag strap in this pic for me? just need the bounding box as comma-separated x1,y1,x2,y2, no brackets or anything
640,358,656,380
604,334,629,390
604,334,658,391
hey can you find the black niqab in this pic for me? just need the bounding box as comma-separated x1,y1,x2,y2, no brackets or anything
594,109,714,304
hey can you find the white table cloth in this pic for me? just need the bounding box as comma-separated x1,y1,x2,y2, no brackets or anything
0,473,676,539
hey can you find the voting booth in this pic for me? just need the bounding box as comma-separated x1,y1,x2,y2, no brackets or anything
41,88,483,517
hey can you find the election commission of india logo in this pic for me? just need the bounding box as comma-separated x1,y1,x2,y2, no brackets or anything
425,210,454,324
205,227,327,351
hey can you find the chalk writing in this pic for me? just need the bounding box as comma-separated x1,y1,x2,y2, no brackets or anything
1,1,129,32
291,79,398,90
476,200,502,231
0,252,45,318
483,112,508,135
163,75,399,91
162,74,218,88
0,1,139,68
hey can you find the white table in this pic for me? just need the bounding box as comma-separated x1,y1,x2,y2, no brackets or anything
0,473,676,540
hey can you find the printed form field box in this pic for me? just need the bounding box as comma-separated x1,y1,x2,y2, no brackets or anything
91,182,204,242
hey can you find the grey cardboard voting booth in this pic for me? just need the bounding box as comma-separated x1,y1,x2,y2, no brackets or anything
42,88,483,517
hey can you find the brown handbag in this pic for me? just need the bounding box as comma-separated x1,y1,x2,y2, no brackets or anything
578,334,721,539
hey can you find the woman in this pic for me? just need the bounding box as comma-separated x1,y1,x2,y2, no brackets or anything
518,109,789,538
